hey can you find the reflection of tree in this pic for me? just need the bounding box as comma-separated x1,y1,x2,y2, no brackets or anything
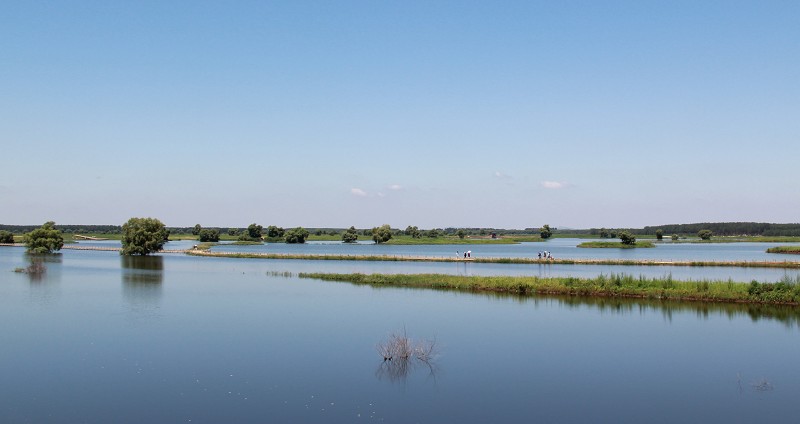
121,256,164,304
375,330,439,383
20,253,62,283
121,255,164,284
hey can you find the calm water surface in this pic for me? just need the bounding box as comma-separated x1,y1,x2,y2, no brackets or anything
2,247,799,423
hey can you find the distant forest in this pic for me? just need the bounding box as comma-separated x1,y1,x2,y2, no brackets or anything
2,222,800,237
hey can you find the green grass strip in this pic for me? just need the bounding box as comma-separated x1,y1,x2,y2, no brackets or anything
297,272,800,306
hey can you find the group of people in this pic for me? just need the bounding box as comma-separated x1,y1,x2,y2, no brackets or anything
538,251,553,260
457,250,472,259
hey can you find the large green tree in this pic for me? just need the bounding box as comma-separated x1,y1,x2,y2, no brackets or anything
0,230,14,244
372,224,393,244
198,228,220,242
24,221,64,253
284,227,309,244
267,225,285,238
342,226,359,243
247,223,263,239
121,217,167,255
540,224,553,239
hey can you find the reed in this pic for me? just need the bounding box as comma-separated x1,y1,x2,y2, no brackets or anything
297,272,800,305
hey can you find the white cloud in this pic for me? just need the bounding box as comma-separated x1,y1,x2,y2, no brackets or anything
494,171,511,179
388,184,403,191
541,181,567,189
377,192,386,198
351,188,368,197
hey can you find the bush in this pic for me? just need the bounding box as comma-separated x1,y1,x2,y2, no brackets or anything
698,229,713,240
619,231,636,245
284,227,310,244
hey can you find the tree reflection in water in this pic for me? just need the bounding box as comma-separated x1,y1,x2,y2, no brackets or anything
121,255,164,304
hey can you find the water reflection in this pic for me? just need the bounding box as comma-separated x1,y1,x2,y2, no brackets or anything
21,253,62,283
537,295,800,327
121,256,164,303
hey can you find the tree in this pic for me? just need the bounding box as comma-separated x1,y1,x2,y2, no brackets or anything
540,224,552,239
671,234,679,241
198,228,220,242
0,230,14,244
192,224,202,235
284,227,309,244
619,231,636,245
372,224,393,244
599,228,609,238
267,225,285,238
342,226,359,243
121,217,167,255
404,225,421,238
24,221,64,254
656,229,663,240
457,229,466,239
247,223,263,239
227,228,238,236
698,229,713,240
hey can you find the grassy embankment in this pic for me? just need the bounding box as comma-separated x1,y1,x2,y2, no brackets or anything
767,246,800,254
577,241,656,248
298,272,800,305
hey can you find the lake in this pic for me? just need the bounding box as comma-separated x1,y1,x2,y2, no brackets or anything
1,246,799,423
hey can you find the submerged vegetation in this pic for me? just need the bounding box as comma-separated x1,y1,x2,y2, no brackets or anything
298,272,800,306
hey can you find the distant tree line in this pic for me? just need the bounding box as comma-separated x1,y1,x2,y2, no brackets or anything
3,222,799,238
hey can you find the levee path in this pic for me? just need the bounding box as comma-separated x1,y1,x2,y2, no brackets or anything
3,243,799,268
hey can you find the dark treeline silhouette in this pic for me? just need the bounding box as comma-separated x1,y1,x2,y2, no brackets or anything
641,222,800,237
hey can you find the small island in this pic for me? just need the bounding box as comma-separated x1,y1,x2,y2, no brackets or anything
767,246,800,255
578,241,655,248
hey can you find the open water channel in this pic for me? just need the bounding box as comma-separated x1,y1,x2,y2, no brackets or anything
1,240,799,423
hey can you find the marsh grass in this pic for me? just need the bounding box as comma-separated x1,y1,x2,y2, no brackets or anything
298,272,800,305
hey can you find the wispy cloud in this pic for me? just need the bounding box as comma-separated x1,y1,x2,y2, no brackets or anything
351,188,368,197
494,171,511,179
388,184,403,191
377,192,386,198
541,181,568,189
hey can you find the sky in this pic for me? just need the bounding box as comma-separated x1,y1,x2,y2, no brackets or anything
2,0,798,229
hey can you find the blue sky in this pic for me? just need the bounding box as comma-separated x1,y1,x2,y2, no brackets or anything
2,1,798,229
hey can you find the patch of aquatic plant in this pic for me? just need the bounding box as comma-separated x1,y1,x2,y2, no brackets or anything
266,271,294,278
298,272,800,305
767,246,800,254
577,241,655,248
375,328,438,382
